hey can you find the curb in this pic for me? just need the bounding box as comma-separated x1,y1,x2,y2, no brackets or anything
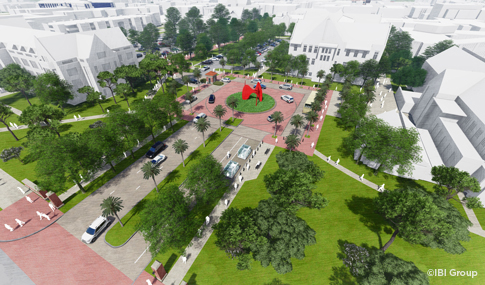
0,214,64,242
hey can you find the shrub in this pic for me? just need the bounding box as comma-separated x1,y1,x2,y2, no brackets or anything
463,197,484,209
213,81,224,86
200,78,207,83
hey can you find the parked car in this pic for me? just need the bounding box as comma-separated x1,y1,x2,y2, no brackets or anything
202,60,213,64
254,84,266,89
270,43,276,47
189,77,199,84
251,78,262,84
185,95,198,104
276,39,282,42
279,83,293,90
146,141,167,159
281,95,294,103
136,53,143,58
151,153,167,166
216,54,224,59
267,115,273,122
81,216,111,244
203,66,210,71
208,94,215,104
222,77,231,83
260,59,266,63
193,113,207,123
210,57,219,61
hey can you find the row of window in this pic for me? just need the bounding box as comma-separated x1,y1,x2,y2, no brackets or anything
296,44,380,60
300,45,335,54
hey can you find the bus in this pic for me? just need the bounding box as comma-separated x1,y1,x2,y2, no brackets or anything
302,91,317,114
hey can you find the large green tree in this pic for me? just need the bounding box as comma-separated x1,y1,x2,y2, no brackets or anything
384,26,414,57
338,92,369,130
114,65,142,93
97,71,119,104
77,86,106,113
276,151,324,183
423,39,456,59
33,71,74,110
211,4,230,21
137,23,160,52
0,63,35,105
431,165,481,201
374,188,472,253
85,124,125,173
0,103,19,141
132,98,168,141
19,104,65,137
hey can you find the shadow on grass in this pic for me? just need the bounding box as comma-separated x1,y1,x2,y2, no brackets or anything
345,195,392,249
163,169,181,187
163,253,178,273
123,199,147,226
207,131,221,143
106,104,122,112
58,124,73,133
396,176,427,192
187,150,202,165
187,273,197,285
329,265,357,285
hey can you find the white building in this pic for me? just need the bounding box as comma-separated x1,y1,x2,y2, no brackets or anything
0,25,136,105
288,9,391,82
393,47,485,200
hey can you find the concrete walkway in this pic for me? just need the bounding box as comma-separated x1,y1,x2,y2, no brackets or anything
0,114,105,133
161,142,275,285
0,169,30,209
7,105,22,116
458,193,485,238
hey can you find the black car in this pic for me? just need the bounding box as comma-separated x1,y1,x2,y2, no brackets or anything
136,53,143,58
216,55,223,59
189,77,199,84
202,60,213,65
146,141,167,159
208,94,215,104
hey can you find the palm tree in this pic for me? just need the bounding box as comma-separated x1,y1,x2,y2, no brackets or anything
173,139,189,167
311,101,322,113
285,134,300,151
141,161,161,192
304,111,319,138
284,65,292,83
316,70,325,87
220,58,226,72
213,105,227,131
271,111,284,137
193,67,202,87
299,66,308,85
182,75,190,93
227,96,238,122
290,114,305,137
195,117,211,147
185,92,194,114
100,196,124,227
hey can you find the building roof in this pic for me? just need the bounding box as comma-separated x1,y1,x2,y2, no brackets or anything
206,71,217,76
425,46,485,75
433,98,466,117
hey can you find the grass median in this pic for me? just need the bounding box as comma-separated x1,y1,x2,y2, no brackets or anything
105,127,232,252
224,118,243,127
60,120,189,213
183,146,484,285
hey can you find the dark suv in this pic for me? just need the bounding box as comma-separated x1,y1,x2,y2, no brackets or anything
202,60,213,65
146,141,167,158
208,94,215,104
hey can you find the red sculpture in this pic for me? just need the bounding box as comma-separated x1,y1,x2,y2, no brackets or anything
242,82,263,106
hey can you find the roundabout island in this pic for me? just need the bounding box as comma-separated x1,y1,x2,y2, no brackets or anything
225,92,276,113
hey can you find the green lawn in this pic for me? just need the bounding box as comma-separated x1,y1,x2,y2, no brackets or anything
0,118,106,190
183,146,485,285
60,120,188,213
224,118,243,127
105,128,232,265
156,78,193,98
473,207,485,229
226,92,274,113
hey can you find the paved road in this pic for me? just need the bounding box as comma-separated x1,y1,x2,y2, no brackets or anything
57,121,219,281
0,248,35,285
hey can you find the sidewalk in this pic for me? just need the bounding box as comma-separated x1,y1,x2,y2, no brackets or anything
0,114,105,133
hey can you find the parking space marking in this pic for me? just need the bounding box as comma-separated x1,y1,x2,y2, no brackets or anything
219,137,243,163
137,170,141,173
110,190,115,195
135,248,148,264
136,186,140,190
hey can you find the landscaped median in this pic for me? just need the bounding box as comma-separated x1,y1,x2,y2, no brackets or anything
103,127,233,274
224,118,243,127
60,120,189,213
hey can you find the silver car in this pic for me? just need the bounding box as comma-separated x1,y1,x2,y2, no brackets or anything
281,95,294,103
222,77,231,83
279,83,293,90
193,113,207,123
251,78,262,84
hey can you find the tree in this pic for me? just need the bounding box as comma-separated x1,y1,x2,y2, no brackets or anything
100,196,124,227
193,67,202,86
213,105,227,131
97,71,118,104
85,124,124,173
114,65,142,93
359,59,379,86
195,117,211,147
431,165,481,201
316,70,325,87
182,76,191,94
156,94,182,130
137,23,160,52
33,71,74,110
78,86,106,113
362,80,376,104
341,60,360,82
119,26,128,37
211,4,230,21
184,6,205,37
384,26,414,57
128,29,139,44
241,9,252,22
114,83,131,108
142,161,161,192
177,29,195,56
330,63,344,80
227,96,238,121
185,154,227,204
374,187,471,254
0,146,23,163
270,111,283,137
132,98,168,141
341,243,429,284
276,151,324,183
287,22,295,35
184,92,195,114
338,92,369,130
284,134,300,151
290,114,305,137
173,139,189,167
0,103,19,141
423,39,455,59
304,110,318,138
391,65,427,87
138,184,191,256
247,20,258,33
19,104,65,138
0,63,35,106
343,115,387,164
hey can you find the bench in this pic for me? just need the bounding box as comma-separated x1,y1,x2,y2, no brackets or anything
264,148,270,155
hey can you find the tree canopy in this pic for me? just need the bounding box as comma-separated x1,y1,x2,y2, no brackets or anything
0,63,35,105
431,165,481,201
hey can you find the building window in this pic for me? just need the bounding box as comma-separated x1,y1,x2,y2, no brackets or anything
118,55,123,62
89,23,96,30
354,51,358,57
362,52,367,58
337,49,340,56
320,55,323,60
294,46,297,51
126,52,133,60
97,51,106,59
21,58,29,67
102,63,111,70
311,58,315,65
314,47,318,53
308,46,312,53
308,72,312,76
346,50,351,56
94,66,98,73
327,57,330,61
67,68,78,76
373,52,379,60
303,45,307,52
29,61,38,69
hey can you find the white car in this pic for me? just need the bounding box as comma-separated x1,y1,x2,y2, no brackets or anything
193,113,207,123
260,59,266,63
281,95,294,103
82,216,110,244
210,57,219,61
279,83,293,90
251,78,262,84
151,154,167,166
222,77,231,83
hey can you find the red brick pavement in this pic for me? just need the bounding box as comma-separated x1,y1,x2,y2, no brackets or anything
0,193,61,241
181,81,305,136
263,90,334,156
133,271,164,285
